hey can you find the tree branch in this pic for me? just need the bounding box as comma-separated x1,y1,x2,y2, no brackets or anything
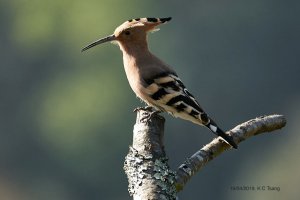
124,109,286,199
124,108,177,200
175,114,286,191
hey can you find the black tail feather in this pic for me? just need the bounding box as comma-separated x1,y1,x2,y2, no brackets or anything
206,122,238,149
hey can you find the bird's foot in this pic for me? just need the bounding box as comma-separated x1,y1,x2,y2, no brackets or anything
149,110,161,118
140,110,162,122
133,106,155,113
134,106,162,122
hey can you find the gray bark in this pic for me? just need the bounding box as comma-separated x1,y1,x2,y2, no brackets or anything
124,108,286,199
124,108,177,200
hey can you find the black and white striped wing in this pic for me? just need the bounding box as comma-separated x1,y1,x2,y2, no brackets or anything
143,73,210,125
142,72,238,149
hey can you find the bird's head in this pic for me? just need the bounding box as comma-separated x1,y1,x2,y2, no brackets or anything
81,17,171,52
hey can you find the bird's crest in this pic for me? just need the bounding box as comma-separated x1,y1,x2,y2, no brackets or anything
114,17,172,35
127,17,172,24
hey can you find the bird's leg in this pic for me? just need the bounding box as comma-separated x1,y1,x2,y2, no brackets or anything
149,108,162,117
133,105,155,112
134,106,162,122
134,106,152,112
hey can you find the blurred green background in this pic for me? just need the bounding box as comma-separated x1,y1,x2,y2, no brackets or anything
1,0,299,199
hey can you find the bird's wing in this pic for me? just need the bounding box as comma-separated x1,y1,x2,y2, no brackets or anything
143,72,210,124
142,72,238,148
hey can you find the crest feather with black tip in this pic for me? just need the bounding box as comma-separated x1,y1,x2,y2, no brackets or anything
127,17,172,24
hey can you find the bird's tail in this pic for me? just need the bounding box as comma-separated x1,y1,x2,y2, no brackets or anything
205,121,238,149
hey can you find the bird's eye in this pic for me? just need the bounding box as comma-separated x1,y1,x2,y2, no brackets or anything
125,31,131,35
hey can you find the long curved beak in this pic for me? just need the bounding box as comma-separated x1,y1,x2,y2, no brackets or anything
81,34,116,52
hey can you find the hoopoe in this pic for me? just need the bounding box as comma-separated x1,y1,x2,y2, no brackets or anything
82,17,238,149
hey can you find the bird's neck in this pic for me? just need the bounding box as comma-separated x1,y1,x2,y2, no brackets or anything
119,40,154,69
119,40,150,58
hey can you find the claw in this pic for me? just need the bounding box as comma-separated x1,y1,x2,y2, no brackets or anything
135,106,162,122
133,106,155,113
149,110,161,118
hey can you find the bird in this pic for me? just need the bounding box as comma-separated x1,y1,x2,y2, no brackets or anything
81,17,238,149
